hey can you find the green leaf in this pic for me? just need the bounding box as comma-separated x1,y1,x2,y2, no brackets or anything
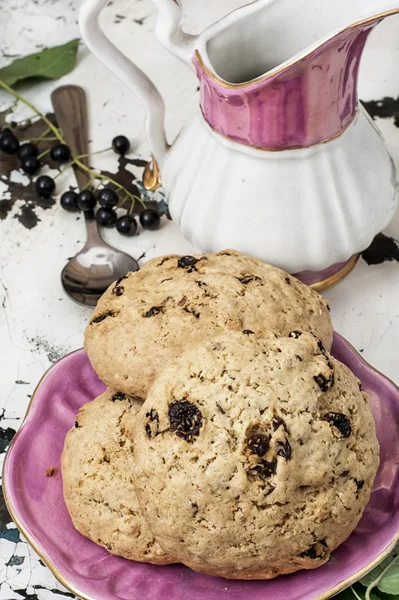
378,562,399,595
0,39,79,86
360,547,399,589
334,584,377,600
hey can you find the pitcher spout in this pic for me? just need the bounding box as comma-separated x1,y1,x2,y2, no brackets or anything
193,0,399,151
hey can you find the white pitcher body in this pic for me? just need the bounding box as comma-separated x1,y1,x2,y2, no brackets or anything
79,0,399,277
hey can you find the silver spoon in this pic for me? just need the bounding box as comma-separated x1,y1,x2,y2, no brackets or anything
52,85,139,307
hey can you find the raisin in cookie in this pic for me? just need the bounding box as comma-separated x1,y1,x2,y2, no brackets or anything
85,250,332,397
61,389,173,564
132,331,379,579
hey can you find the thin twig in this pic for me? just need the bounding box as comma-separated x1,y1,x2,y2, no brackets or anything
0,79,64,143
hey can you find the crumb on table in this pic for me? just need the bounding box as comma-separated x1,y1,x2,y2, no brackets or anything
45,466,55,476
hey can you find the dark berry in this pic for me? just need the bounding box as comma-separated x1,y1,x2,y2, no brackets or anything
96,207,117,227
140,208,161,231
97,187,118,207
112,275,128,296
143,305,163,318
116,215,137,236
247,433,270,457
184,307,200,319
323,412,352,438
112,135,130,155
271,416,288,432
35,175,55,197
91,311,116,324
145,410,160,438
50,143,71,163
289,331,303,339
0,130,19,154
178,256,198,271
76,190,96,211
18,142,38,160
249,459,277,480
168,400,203,442
277,438,292,460
314,371,335,392
300,541,328,559
237,275,262,284
112,392,126,402
20,156,41,175
0,129,11,143
60,191,79,212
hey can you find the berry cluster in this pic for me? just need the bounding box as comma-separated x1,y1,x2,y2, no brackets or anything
0,128,71,175
0,128,162,236
60,187,160,236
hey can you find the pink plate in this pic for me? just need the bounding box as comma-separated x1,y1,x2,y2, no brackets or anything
3,333,399,600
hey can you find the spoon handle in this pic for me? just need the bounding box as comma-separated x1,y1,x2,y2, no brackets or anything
51,85,91,190
51,86,102,245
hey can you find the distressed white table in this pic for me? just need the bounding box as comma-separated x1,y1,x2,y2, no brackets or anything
0,1,399,598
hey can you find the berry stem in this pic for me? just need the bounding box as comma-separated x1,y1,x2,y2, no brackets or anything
349,588,362,600
128,199,135,215
37,148,51,159
21,127,51,142
0,80,149,209
81,177,94,191
24,136,59,143
131,195,144,205
39,128,51,139
53,161,74,180
117,195,129,208
365,554,399,600
72,158,145,207
0,79,65,143
75,147,112,159
0,98,19,120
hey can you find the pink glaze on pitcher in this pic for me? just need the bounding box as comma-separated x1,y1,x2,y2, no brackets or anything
193,19,382,151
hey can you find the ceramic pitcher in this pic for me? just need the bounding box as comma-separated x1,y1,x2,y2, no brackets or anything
79,0,399,285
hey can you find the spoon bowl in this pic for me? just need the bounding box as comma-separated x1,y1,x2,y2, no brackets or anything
61,220,138,307
52,85,139,307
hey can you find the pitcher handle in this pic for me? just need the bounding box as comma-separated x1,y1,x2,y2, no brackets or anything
152,0,198,66
79,0,195,170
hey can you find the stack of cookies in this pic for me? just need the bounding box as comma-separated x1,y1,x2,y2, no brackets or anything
61,250,379,580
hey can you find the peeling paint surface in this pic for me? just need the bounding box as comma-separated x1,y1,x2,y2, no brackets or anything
0,1,399,598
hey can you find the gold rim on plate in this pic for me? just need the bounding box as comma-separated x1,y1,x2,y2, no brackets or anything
2,342,399,600
310,254,360,293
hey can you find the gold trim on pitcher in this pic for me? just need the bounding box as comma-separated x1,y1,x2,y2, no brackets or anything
3,340,399,600
143,155,162,191
194,8,399,90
